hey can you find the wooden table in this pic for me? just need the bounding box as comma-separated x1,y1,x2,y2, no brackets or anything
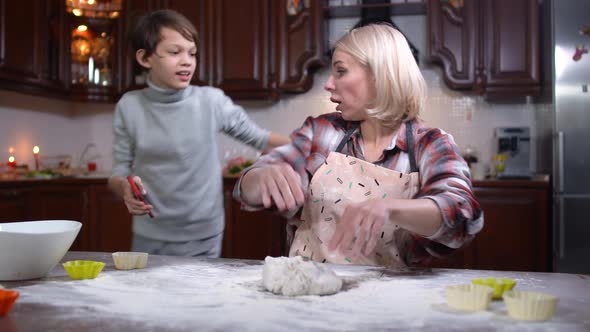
1,252,589,331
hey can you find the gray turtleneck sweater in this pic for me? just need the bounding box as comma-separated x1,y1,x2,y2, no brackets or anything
112,81,269,242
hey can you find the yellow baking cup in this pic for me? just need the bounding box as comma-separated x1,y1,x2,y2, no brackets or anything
63,260,105,280
471,278,516,300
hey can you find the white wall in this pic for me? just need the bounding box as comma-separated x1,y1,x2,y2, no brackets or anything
0,15,553,175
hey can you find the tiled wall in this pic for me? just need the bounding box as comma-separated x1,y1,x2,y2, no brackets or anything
0,15,554,176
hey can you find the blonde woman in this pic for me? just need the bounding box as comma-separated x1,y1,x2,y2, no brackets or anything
236,24,483,267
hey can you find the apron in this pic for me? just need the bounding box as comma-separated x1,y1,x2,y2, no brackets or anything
288,122,421,267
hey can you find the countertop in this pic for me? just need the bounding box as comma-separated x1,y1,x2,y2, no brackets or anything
1,252,588,332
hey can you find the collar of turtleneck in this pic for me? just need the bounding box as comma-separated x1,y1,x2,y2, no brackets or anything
142,77,191,103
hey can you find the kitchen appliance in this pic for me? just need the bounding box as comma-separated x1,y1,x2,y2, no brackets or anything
495,127,532,179
552,0,590,273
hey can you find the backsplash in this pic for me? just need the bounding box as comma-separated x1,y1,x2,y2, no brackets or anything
0,15,553,176
219,67,553,176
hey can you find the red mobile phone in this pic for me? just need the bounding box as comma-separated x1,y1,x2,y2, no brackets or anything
127,176,154,218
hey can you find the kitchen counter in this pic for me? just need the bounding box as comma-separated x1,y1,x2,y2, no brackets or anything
473,174,550,189
2,252,589,332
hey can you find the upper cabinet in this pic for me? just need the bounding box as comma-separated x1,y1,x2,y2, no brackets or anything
428,0,540,96
0,0,325,102
125,0,325,100
0,0,66,96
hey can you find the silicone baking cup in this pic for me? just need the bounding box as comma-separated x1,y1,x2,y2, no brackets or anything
63,260,105,280
471,278,516,300
503,290,559,321
0,288,19,316
446,284,494,311
112,252,149,270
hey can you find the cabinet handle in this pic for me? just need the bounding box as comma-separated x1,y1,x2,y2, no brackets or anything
557,131,564,193
558,197,565,259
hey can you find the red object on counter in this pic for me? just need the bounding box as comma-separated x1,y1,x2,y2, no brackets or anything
127,176,154,218
87,161,97,172
0,289,19,317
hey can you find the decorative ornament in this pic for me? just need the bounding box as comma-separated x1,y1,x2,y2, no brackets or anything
287,0,307,16
448,0,464,9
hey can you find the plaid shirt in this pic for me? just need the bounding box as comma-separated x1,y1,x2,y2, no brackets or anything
237,112,483,264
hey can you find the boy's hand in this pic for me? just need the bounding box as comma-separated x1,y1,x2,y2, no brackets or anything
123,176,154,216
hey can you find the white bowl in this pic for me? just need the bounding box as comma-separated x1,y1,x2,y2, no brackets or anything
0,220,81,280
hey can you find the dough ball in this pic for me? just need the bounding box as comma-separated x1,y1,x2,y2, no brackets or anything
262,256,342,296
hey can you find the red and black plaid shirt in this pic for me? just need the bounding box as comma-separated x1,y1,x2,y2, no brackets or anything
237,112,483,264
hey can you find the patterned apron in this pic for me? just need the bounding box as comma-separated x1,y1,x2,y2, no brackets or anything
288,122,421,267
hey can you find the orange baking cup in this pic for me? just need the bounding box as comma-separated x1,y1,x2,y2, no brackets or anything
0,289,19,316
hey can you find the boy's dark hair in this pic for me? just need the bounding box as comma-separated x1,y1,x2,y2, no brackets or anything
129,9,199,61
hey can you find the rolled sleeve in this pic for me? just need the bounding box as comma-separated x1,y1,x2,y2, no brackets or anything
413,128,484,258
232,116,319,217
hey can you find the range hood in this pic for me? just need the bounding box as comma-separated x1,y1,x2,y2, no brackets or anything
352,0,421,64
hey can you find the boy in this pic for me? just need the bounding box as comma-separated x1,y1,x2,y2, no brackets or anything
108,9,289,257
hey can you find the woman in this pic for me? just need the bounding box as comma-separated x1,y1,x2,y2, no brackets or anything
235,24,483,266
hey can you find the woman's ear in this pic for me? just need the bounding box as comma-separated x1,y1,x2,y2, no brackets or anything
135,49,151,69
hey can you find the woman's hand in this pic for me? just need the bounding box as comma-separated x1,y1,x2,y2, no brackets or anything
328,199,394,257
243,163,305,212
123,176,153,216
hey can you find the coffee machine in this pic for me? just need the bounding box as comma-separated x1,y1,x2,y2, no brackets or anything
495,127,532,179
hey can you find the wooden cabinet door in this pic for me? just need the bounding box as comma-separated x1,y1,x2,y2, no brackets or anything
160,0,210,87
222,178,287,259
0,187,32,222
427,0,478,90
210,0,274,99
29,185,89,251
88,185,132,252
481,0,540,95
0,0,65,92
273,0,325,93
121,0,164,92
471,187,549,272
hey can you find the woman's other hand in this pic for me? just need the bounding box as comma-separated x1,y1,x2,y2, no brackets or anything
328,199,393,257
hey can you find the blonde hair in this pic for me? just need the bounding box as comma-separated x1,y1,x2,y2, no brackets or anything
334,24,426,128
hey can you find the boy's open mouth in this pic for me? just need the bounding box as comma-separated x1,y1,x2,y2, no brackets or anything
176,71,192,81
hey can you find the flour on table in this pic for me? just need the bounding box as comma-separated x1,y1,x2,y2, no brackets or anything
262,256,342,296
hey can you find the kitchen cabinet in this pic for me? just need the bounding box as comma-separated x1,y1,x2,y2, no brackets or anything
88,184,133,252
0,177,551,271
123,0,325,100
0,0,66,97
0,188,32,222
27,185,88,250
0,0,324,102
222,177,287,259
428,0,540,96
0,179,132,252
425,179,551,272
224,177,551,272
